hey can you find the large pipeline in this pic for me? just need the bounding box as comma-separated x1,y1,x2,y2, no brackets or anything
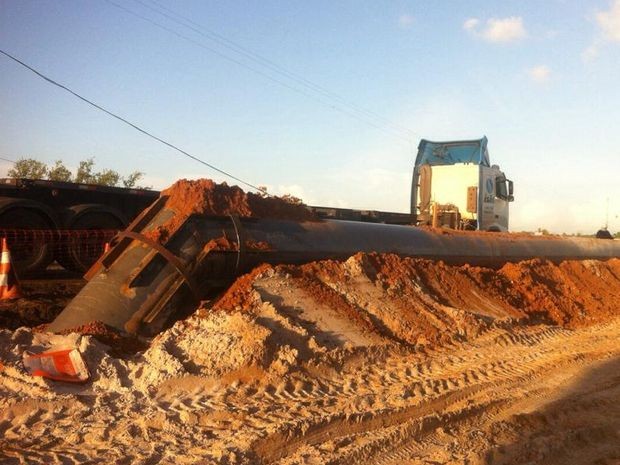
48,198,620,336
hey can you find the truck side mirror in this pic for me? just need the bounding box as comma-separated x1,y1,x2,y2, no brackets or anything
508,180,514,196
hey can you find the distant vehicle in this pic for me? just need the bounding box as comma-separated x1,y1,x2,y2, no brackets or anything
411,137,514,231
311,137,514,231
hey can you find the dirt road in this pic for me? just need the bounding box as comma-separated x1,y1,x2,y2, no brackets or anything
1,254,619,464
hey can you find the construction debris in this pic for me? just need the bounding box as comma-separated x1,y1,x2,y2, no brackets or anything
23,345,89,383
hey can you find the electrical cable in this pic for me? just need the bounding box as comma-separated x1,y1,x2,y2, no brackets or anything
0,48,265,193
102,0,413,144
138,0,417,140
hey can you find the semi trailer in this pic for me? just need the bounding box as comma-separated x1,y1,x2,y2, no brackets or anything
0,178,413,275
0,178,158,274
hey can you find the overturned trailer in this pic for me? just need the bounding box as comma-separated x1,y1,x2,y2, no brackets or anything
48,191,620,336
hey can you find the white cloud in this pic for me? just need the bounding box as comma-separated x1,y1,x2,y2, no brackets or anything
583,1,620,61
265,184,314,204
324,167,411,212
582,42,600,61
483,17,527,42
398,14,415,29
545,29,559,39
527,65,551,83
596,0,620,42
464,16,527,43
463,17,480,32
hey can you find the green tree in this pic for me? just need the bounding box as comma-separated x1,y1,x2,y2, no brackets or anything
94,168,121,187
47,160,73,182
122,171,145,188
7,158,48,179
7,156,150,189
74,158,96,184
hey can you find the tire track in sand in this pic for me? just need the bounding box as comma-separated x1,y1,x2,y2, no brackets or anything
251,321,620,464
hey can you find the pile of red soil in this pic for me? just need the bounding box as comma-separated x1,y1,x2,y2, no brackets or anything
211,264,273,312
290,255,495,345
499,259,620,327
282,259,380,333
208,254,620,345
148,179,318,242
358,254,620,329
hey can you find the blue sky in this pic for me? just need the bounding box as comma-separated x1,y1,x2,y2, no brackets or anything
1,0,619,233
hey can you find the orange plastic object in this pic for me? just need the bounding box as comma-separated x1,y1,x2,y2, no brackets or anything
0,237,21,300
23,348,89,383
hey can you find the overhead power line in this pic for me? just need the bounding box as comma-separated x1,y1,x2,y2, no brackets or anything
0,157,16,164
103,0,414,144
139,0,417,140
0,48,264,192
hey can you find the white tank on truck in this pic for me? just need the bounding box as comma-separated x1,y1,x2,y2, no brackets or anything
411,137,514,231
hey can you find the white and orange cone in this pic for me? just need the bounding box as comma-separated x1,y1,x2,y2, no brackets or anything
103,242,111,254
0,238,21,300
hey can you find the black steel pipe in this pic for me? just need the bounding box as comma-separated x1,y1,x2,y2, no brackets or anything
48,213,620,336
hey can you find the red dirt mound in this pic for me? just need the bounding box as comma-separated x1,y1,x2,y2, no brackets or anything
148,179,318,242
356,254,620,329
208,253,620,348
499,258,620,327
211,264,273,312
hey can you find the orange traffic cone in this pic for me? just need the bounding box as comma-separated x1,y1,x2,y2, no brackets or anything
103,242,110,254
0,238,21,300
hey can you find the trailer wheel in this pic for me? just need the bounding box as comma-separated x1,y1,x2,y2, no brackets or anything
0,198,57,275
58,205,126,273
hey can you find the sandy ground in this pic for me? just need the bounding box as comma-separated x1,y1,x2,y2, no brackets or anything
1,254,619,464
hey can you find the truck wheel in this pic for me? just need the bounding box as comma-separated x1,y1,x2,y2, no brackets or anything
59,204,126,273
0,198,57,275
